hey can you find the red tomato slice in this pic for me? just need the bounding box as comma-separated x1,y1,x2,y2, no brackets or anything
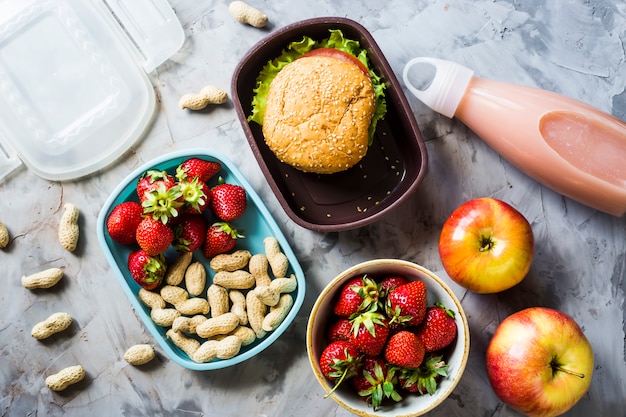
300,48,371,78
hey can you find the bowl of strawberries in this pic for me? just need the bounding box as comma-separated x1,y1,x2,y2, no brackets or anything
306,259,469,416
97,148,305,370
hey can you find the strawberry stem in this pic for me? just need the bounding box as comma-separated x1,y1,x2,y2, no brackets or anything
324,368,349,399
142,183,183,224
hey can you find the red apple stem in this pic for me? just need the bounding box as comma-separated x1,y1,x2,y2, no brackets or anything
552,364,586,379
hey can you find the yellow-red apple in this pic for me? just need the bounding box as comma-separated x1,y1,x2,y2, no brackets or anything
438,198,534,293
486,307,594,417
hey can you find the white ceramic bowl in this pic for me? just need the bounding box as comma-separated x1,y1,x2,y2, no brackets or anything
306,259,469,416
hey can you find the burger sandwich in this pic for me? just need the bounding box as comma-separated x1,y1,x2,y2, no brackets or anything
248,30,387,174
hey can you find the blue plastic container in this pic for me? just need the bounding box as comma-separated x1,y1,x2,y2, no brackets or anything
96,149,305,370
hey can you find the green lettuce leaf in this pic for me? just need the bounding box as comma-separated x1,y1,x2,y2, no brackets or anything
247,29,387,145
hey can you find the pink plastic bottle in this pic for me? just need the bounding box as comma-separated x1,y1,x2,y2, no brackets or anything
403,57,626,216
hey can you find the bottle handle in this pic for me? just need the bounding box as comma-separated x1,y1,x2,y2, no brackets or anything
402,57,474,118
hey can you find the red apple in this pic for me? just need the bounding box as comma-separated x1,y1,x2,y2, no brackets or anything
486,307,594,417
438,198,534,293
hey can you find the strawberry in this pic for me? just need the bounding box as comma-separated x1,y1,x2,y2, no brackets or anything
327,318,353,343
386,320,405,336
209,179,247,222
351,356,402,410
333,277,365,317
319,340,362,396
141,181,183,224
398,354,449,395
378,275,409,298
333,275,380,317
127,249,167,290
415,303,458,352
136,170,178,203
386,280,427,328
203,222,244,258
384,330,425,369
106,201,143,244
172,214,208,252
178,177,211,214
349,311,389,356
176,158,221,183
136,216,174,255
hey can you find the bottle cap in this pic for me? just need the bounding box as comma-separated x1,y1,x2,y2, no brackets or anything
402,57,474,118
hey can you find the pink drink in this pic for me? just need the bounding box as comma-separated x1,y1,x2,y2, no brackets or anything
404,58,626,216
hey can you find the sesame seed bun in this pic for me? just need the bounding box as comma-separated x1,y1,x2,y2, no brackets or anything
262,55,376,174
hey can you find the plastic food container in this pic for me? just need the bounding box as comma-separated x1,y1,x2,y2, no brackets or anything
0,0,184,182
232,17,428,232
96,149,306,371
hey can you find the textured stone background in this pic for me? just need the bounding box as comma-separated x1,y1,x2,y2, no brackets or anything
1,1,624,416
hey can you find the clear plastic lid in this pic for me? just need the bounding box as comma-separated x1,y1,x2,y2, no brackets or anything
0,0,184,182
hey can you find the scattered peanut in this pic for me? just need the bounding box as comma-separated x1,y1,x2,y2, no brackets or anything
176,297,210,316
210,249,251,272
215,335,242,359
160,285,189,306
228,1,268,28
0,220,9,248
196,312,239,339
31,312,72,339
264,237,289,277
151,308,181,327
45,365,85,391
224,326,256,346
246,289,267,339
58,203,79,252
178,85,228,110
193,335,242,363
21,267,64,289
249,254,272,287
166,329,200,357
270,273,298,294
172,315,207,334
207,284,229,317
138,288,166,310
185,262,206,296
254,285,280,307
165,251,193,286
229,290,248,325
262,294,294,332
213,270,255,289
253,275,297,307
191,340,219,363
124,344,156,365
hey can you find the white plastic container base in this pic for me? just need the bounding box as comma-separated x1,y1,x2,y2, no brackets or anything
0,0,184,182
